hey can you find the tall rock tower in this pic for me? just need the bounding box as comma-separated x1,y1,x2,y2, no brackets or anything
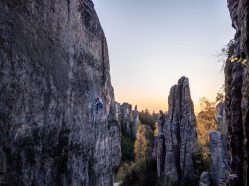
154,77,197,185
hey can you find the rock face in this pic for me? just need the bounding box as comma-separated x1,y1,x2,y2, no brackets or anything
209,132,230,186
154,77,197,185
199,172,210,186
199,102,230,186
226,0,249,185
0,0,121,185
116,102,139,138
216,102,227,135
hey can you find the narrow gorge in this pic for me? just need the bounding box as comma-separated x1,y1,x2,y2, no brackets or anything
0,0,248,186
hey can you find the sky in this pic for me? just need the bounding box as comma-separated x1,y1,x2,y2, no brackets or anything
94,0,235,112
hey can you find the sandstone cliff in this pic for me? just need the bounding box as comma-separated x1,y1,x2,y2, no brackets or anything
154,77,197,185
0,0,121,185
226,0,249,185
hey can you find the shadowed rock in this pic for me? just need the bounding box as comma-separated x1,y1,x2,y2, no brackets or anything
0,0,121,185
210,131,230,186
226,0,249,185
199,172,210,186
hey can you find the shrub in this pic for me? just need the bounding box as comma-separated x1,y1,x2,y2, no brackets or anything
121,135,135,161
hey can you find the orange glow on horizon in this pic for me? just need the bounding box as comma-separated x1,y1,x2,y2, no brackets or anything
115,97,203,114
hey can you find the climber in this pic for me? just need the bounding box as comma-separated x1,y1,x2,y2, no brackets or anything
95,97,103,112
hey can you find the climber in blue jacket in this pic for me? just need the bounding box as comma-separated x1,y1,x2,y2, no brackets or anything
95,97,103,112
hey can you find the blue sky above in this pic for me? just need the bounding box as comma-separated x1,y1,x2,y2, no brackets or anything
94,0,235,112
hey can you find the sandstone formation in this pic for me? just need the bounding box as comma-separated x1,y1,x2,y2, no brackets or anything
0,0,121,185
226,0,249,185
116,102,139,138
199,172,210,186
155,136,166,178
154,77,197,185
209,131,230,186
199,101,230,186
216,102,227,135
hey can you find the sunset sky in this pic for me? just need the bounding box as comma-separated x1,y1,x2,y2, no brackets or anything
94,0,235,113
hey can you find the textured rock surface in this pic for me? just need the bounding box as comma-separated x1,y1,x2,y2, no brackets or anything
226,0,249,185
209,131,230,186
154,77,197,185
116,102,139,138
199,172,210,186
0,0,121,185
215,102,227,135
154,113,166,178
216,102,225,124
156,136,165,178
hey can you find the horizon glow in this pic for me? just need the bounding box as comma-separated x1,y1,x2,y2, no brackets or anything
94,0,235,113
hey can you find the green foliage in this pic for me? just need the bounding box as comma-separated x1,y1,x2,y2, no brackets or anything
116,162,135,181
197,97,217,146
121,135,135,162
216,92,224,103
196,97,218,180
193,147,210,176
139,109,158,130
216,39,235,70
118,109,158,185
134,125,154,161
118,159,157,186
229,56,247,65
118,124,157,185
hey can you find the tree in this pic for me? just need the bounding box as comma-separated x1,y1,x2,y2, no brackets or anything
139,110,158,130
134,125,149,161
154,122,159,137
197,97,217,145
121,135,135,161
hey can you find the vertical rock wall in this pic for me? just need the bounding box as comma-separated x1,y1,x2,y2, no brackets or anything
226,0,249,185
0,0,121,185
209,132,230,186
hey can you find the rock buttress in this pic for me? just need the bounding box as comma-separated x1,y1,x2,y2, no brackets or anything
155,77,197,185
0,0,121,185
226,0,249,185
209,131,230,186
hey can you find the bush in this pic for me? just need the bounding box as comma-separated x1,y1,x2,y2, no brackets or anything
121,135,135,161
119,159,157,186
139,109,158,130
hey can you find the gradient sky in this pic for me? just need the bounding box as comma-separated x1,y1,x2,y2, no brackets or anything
94,0,235,112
